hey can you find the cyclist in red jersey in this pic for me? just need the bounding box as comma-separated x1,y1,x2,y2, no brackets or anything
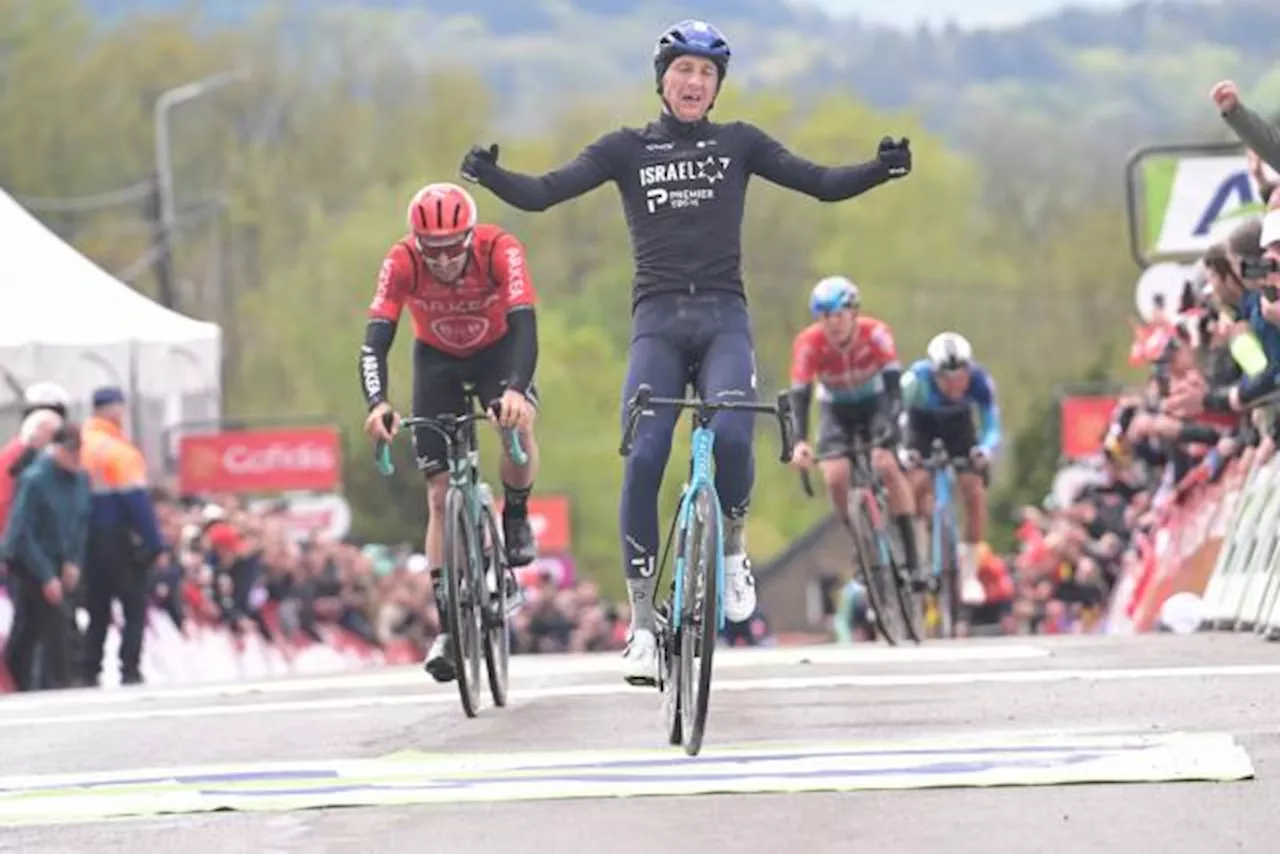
358,182,540,683
787,276,923,587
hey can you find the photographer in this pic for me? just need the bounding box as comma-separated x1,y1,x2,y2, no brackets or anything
1168,213,1280,422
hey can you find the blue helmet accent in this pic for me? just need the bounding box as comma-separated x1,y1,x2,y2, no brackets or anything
809,276,860,317
653,20,731,86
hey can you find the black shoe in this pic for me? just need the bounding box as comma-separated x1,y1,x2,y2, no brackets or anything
424,634,455,683
503,512,536,567
121,671,144,686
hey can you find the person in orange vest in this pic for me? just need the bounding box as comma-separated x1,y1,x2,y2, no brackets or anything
80,387,165,686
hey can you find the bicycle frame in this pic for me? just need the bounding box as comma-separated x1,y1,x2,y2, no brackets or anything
675,421,726,632
931,460,958,583
848,437,895,567
620,384,796,633
373,395,529,559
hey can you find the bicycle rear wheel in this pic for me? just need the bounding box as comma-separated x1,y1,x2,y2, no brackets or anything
478,499,510,707
679,485,720,757
444,488,483,717
848,490,897,646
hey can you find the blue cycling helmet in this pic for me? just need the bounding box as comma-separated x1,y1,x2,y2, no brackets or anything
653,20,732,92
809,276,860,317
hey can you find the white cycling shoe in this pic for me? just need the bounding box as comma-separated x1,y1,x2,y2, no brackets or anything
724,553,757,623
622,628,659,687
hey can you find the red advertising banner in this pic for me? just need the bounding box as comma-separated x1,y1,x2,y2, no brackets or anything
179,427,342,494
1059,395,1118,459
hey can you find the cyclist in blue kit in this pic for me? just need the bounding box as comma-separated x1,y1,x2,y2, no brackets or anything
898,332,1003,608
460,19,912,686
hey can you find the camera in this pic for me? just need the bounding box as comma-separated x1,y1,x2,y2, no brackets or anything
1240,255,1280,281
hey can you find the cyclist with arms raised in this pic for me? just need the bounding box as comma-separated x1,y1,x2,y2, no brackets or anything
788,276,923,587
460,20,911,686
359,182,540,683
899,332,1001,607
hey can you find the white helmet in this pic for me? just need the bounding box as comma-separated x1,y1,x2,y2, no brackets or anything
22,381,70,412
926,332,973,371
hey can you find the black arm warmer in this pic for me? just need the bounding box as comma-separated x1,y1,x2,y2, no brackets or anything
882,366,903,412
359,320,396,409
788,385,814,441
1176,423,1221,445
505,308,538,395
1237,369,1280,408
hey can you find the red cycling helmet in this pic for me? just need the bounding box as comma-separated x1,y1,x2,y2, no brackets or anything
407,182,477,282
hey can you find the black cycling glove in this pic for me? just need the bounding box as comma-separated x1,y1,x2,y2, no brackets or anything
877,136,911,178
460,143,500,184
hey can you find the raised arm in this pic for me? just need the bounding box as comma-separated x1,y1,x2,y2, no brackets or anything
461,134,621,212
1210,78,1280,178
744,123,903,202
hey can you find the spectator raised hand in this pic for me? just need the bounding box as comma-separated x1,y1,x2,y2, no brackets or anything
1210,80,1240,113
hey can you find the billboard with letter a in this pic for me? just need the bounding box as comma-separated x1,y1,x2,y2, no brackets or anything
179,426,342,494
1125,142,1276,266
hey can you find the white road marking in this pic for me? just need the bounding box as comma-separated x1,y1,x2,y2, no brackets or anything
0,661,1277,729
0,643,1051,710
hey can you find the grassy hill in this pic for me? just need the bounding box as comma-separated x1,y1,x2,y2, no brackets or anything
79,0,1280,148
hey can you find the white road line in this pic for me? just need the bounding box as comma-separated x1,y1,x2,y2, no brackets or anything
0,661,1276,729
0,643,1051,710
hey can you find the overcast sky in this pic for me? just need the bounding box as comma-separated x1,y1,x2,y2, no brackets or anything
800,0,1136,28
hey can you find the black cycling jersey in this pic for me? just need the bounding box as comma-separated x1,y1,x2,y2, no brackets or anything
468,112,895,308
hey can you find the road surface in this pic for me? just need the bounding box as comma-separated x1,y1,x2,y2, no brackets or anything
1,633,1276,853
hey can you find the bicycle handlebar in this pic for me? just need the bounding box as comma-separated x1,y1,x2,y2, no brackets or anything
795,430,895,500
619,383,797,464
919,438,975,473
373,407,528,476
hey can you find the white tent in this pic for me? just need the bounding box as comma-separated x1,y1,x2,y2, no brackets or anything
0,188,222,469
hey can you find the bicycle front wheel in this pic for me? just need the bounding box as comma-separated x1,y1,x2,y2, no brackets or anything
444,487,483,717
935,511,961,640
679,485,720,757
885,516,925,645
849,490,898,646
478,498,510,707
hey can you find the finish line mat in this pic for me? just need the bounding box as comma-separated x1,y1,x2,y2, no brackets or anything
0,732,1253,826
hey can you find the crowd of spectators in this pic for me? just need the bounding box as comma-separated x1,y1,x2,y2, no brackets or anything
998,79,1280,637
0,387,630,693
832,80,1280,643
145,491,632,659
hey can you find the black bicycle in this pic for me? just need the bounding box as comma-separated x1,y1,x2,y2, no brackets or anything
372,387,527,717
620,383,796,756
801,432,923,645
